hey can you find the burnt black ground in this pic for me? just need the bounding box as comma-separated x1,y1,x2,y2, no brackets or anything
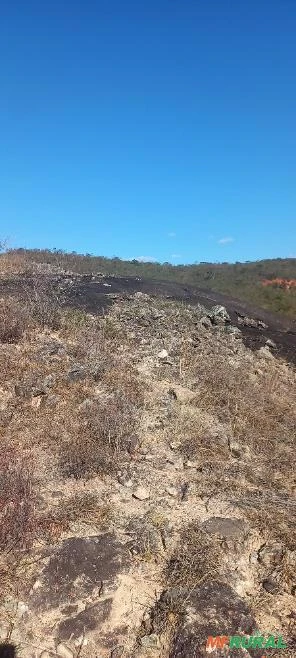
1,273,295,364
66,275,296,365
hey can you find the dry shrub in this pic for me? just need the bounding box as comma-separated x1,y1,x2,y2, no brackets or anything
0,251,32,275
39,492,112,542
184,348,296,473
0,446,36,552
0,297,32,343
166,522,221,588
59,392,141,478
23,278,61,330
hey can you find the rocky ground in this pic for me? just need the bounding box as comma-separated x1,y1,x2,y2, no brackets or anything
0,263,295,658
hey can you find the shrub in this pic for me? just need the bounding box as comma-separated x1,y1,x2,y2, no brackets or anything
0,297,31,343
0,446,36,552
59,393,141,478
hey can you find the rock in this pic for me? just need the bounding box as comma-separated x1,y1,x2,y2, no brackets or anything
266,338,276,349
258,542,284,569
201,517,248,540
167,385,196,404
39,652,51,658
67,364,87,381
166,456,183,470
31,395,43,409
262,577,280,594
118,474,133,487
134,292,150,300
56,643,74,658
158,349,168,360
170,441,181,450
208,305,231,325
58,600,111,641
237,315,268,330
140,634,160,649
166,486,178,497
110,647,125,657
237,315,258,328
46,394,60,407
199,316,212,329
159,581,258,658
30,534,130,611
228,439,250,459
17,601,29,618
43,374,56,389
225,325,241,336
133,486,150,501
258,346,274,360
185,460,199,468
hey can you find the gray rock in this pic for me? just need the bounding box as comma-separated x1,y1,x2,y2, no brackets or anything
159,581,258,658
30,534,131,610
43,374,56,389
199,316,212,329
262,577,280,594
67,364,87,381
46,394,60,407
225,325,241,336
237,315,258,328
140,634,160,649
258,542,284,569
266,338,276,349
208,305,231,325
57,600,111,641
258,346,274,360
118,474,133,487
201,517,248,540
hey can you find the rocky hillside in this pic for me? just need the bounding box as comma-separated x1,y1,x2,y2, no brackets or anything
5,249,296,318
0,260,295,658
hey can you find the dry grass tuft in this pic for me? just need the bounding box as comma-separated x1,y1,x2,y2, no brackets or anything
166,522,222,588
0,297,32,343
39,492,112,541
0,445,36,553
59,391,142,478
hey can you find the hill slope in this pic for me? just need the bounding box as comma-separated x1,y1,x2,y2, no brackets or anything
5,248,296,317
0,258,295,657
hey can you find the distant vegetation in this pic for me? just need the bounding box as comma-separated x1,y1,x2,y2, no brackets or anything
3,248,296,317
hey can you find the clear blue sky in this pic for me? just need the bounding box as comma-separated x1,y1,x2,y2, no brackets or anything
1,0,295,264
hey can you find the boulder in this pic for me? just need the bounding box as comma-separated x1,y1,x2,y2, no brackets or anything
208,305,231,325
155,581,259,658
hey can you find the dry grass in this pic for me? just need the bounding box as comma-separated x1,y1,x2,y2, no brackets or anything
58,392,140,478
0,297,32,343
166,522,222,588
0,444,36,553
39,492,112,542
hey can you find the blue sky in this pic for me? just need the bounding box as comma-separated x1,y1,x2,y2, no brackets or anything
1,0,295,264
